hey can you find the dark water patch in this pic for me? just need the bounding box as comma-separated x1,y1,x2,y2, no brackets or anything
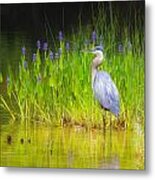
20,138,24,144
28,138,31,144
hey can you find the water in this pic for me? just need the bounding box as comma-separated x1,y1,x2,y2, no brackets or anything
0,123,144,169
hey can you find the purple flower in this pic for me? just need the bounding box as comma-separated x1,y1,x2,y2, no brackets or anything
58,31,63,41
21,47,26,55
66,42,70,51
118,43,124,53
92,31,97,42
32,53,36,62
24,61,28,69
49,51,54,60
37,40,41,49
43,42,48,51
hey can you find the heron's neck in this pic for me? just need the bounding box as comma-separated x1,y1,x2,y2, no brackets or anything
91,52,103,87
92,68,97,89
92,52,103,69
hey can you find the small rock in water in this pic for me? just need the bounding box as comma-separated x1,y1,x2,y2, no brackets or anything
20,138,24,144
7,135,12,144
28,139,31,144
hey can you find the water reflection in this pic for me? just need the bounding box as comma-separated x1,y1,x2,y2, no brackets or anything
0,124,144,169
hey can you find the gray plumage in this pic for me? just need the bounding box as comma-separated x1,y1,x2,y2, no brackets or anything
91,46,120,116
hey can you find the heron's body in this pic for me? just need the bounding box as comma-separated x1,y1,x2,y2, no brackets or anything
91,46,120,117
93,71,120,116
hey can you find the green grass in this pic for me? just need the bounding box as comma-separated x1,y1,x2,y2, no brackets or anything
0,3,144,130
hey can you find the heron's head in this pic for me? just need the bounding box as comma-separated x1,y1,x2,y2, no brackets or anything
91,45,104,57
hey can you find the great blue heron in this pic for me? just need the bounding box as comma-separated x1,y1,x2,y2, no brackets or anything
91,46,120,128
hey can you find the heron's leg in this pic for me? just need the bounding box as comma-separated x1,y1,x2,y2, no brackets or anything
110,114,112,129
103,110,106,132
110,114,112,143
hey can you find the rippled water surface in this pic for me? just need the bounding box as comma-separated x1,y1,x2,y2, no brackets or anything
0,124,144,169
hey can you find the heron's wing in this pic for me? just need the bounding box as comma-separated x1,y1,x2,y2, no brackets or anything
93,72,120,115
